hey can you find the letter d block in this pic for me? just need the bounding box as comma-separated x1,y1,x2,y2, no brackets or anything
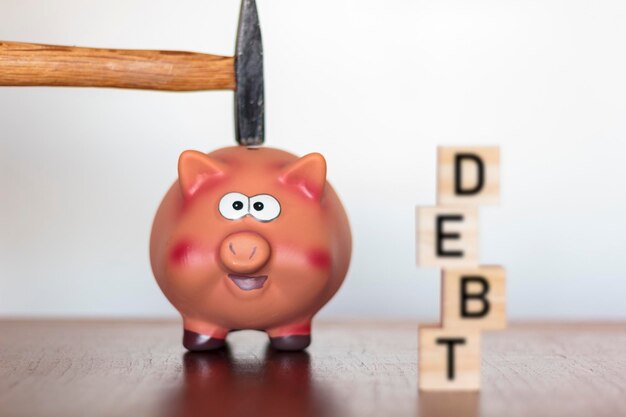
442,266,507,330
419,326,481,391
416,207,479,268
437,146,500,206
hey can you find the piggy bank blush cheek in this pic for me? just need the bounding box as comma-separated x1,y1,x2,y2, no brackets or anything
307,249,331,270
168,240,213,268
164,241,221,296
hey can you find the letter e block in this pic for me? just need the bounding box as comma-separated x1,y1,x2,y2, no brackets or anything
442,266,506,330
419,326,481,391
416,207,479,268
437,146,500,206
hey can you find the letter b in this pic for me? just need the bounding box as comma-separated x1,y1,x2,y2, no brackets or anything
442,267,507,330
460,276,490,318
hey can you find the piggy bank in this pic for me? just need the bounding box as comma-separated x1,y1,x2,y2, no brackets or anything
150,146,352,351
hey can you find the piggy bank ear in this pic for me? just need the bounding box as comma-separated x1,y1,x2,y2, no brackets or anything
279,153,327,200
178,150,227,199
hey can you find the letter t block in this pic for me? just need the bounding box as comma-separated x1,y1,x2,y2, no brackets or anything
419,326,481,391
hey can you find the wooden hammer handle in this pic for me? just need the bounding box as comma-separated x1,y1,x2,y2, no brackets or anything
0,41,235,91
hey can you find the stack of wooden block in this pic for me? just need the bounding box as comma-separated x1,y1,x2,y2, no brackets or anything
416,146,506,391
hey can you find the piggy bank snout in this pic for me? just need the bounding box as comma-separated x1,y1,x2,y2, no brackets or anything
219,232,271,274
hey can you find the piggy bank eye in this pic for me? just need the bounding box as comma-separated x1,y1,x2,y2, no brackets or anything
249,194,281,222
219,192,249,220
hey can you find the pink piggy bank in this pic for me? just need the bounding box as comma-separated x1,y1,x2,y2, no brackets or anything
150,146,352,351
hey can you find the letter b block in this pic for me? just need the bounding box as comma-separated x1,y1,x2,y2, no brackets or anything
416,207,479,268
419,326,481,391
437,146,500,206
442,266,507,330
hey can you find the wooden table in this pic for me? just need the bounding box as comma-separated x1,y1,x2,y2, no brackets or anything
0,320,624,417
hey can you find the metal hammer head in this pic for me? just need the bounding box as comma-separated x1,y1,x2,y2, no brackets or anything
235,0,264,146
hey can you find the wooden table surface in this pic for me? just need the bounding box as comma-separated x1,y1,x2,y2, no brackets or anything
0,320,624,417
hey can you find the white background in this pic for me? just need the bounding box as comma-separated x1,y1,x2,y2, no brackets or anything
1,0,625,320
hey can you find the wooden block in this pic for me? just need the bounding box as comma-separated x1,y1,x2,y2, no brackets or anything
419,325,481,391
419,392,479,417
416,206,479,268
442,266,507,330
437,146,500,206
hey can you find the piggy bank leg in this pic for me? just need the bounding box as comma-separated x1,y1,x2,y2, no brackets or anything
266,319,312,351
183,317,229,352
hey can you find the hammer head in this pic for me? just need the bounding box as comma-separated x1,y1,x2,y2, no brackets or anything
235,0,264,146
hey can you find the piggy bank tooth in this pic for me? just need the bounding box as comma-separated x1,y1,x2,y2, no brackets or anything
150,146,352,352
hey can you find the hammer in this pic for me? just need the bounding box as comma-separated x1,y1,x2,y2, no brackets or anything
0,0,264,146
